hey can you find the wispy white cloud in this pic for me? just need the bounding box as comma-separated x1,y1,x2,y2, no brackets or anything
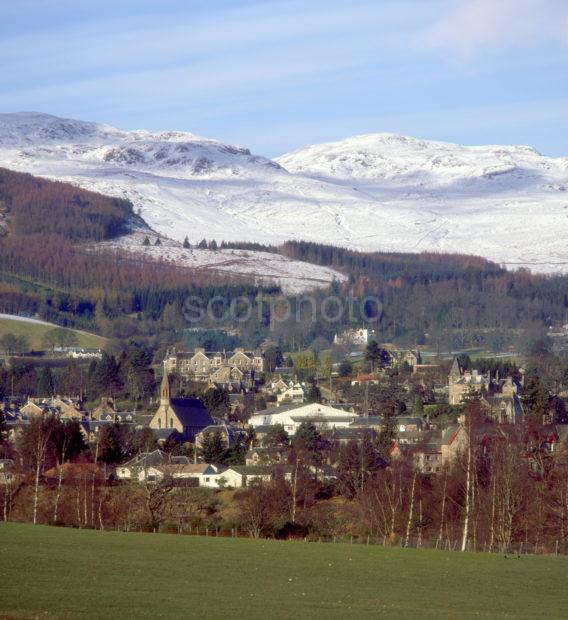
425,0,568,56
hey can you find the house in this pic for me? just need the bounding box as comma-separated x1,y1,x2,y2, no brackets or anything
208,365,245,389
395,424,468,474
269,377,289,393
43,462,104,484
350,374,380,386
19,400,45,418
276,383,305,405
80,419,130,444
334,328,373,347
349,416,383,432
483,393,524,424
18,397,83,420
134,463,219,485
396,417,425,433
249,402,357,436
50,397,84,420
245,446,286,466
0,459,16,485
328,427,377,445
348,415,425,435
163,463,225,487
149,371,214,442
222,465,274,487
115,449,191,481
195,424,245,450
68,348,103,359
391,350,422,372
228,348,264,373
91,398,118,421
448,358,492,405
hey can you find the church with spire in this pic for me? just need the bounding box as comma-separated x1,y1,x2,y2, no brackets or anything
149,368,214,442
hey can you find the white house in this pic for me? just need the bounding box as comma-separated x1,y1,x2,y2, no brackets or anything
135,463,224,486
334,328,373,346
276,383,305,405
249,403,357,435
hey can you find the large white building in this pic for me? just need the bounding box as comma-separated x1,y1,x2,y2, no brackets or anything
249,403,357,436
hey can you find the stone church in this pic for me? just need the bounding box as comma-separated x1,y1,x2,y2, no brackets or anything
149,371,214,442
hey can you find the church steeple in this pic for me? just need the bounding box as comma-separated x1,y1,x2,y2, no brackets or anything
160,366,171,406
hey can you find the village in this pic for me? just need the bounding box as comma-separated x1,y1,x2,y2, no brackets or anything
2,325,566,501
0,320,568,545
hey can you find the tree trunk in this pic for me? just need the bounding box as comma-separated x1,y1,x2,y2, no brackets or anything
32,456,42,525
489,475,496,552
90,436,100,526
461,434,472,552
404,470,417,548
437,471,447,549
53,459,64,523
291,459,298,523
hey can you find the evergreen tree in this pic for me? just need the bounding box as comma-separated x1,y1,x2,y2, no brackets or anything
202,388,230,419
90,353,122,398
198,239,207,249
262,424,289,447
365,340,390,372
99,423,124,464
307,383,322,403
183,236,191,249
199,431,226,462
37,367,55,397
154,237,162,246
522,369,551,424
339,360,353,377
142,236,151,246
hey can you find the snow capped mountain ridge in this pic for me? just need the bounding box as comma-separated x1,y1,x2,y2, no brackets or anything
276,131,562,186
0,112,280,178
0,112,567,273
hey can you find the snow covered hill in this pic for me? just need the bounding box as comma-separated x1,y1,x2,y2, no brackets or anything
277,133,568,272
1,112,567,273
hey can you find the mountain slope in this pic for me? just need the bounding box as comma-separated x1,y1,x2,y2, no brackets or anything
0,113,567,272
277,133,568,271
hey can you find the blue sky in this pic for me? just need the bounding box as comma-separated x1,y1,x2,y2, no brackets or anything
1,0,567,156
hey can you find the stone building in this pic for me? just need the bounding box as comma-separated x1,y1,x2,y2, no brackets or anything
448,358,492,405
149,371,214,442
164,347,263,383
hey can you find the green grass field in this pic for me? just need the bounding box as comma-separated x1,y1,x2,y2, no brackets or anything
0,316,108,350
1,523,567,619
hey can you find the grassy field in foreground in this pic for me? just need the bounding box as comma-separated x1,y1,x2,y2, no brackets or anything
1,524,567,619
0,316,108,350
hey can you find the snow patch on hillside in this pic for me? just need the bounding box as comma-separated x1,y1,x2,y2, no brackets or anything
101,231,347,294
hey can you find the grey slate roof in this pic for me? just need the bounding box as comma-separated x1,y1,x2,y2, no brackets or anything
170,398,214,428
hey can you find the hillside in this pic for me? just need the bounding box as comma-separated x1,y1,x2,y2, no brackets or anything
1,523,567,619
0,112,567,272
0,314,108,350
105,231,347,295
